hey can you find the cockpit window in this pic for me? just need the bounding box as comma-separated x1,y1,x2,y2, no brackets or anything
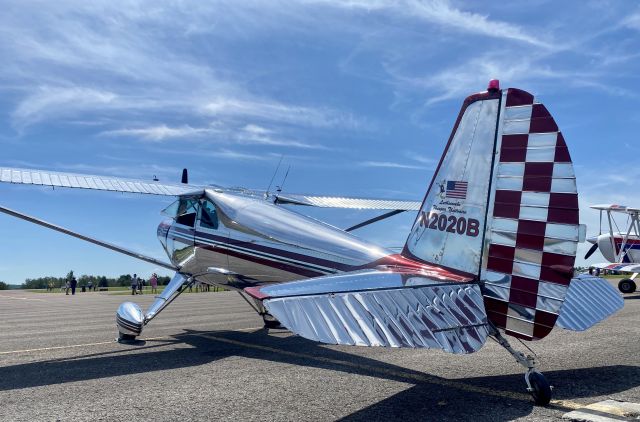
199,200,219,230
163,198,198,227
162,198,198,218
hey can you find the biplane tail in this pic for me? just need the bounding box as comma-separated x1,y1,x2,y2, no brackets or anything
403,82,584,340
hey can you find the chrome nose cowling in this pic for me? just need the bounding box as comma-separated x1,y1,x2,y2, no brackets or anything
116,302,144,337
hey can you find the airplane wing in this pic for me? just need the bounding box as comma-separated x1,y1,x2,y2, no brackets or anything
0,166,199,196
590,262,640,273
0,166,420,211
273,193,421,211
245,269,489,354
590,204,640,214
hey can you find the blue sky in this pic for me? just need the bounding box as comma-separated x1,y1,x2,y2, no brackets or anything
1,0,639,283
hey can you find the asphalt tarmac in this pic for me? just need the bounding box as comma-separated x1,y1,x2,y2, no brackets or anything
0,282,639,422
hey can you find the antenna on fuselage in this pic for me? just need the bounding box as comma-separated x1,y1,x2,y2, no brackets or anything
265,155,284,199
276,165,291,194
181,168,188,184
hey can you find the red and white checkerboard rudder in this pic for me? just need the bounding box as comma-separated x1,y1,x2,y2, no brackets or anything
481,88,580,341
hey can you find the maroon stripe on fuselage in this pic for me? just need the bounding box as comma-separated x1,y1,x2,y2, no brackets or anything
173,226,356,272
169,227,467,281
196,243,326,278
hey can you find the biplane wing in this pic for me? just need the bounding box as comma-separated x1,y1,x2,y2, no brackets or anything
246,268,489,354
590,204,640,214
0,166,421,211
590,262,640,273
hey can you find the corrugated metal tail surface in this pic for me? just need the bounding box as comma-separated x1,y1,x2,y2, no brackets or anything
265,282,489,354
556,275,623,331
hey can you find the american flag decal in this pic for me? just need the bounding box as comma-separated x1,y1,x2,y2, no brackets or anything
446,181,468,199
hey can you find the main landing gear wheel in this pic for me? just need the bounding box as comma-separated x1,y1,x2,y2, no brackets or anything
618,279,637,294
526,370,552,406
117,333,137,343
262,313,283,329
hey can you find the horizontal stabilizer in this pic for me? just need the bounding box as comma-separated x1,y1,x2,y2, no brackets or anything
254,270,489,354
556,275,623,331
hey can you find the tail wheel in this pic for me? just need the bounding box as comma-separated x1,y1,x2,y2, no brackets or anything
618,279,637,294
527,371,552,406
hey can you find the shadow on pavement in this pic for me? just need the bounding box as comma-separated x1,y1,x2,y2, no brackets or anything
0,329,637,421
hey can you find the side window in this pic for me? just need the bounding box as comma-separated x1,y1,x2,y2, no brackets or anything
200,200,219,230
176,212,196,227
174,199,198,227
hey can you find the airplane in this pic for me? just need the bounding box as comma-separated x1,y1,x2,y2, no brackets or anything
0,80,624,406
584,204,640,293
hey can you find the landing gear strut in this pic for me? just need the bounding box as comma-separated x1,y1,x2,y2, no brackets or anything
490,326,552,405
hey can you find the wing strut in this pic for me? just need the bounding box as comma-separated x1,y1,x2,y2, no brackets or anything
344,209,406,232
0,204,177,270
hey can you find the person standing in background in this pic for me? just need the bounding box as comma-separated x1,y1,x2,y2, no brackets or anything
70,276,78,295
150,273,158,294
131,274,139,295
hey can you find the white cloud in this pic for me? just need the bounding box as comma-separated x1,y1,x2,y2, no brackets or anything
235,124,327,149
1,2,363,133
621,12,640,30
12,86,118,127
210,149,275,161
405,151,435,165
305,0,553,48
100,121,327,149
243,124,272,135
202,97,361,129
101,125,219,141
360,160,427,170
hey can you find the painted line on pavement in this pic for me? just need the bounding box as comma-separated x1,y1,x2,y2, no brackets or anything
0,326,262,355
0,295,45,301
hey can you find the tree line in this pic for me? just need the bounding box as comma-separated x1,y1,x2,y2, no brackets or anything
21,271,172,289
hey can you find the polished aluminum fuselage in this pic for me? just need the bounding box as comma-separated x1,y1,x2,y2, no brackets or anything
157,189,403,289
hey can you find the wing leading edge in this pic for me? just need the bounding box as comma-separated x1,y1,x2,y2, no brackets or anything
0,166,421,211
246,269,489,354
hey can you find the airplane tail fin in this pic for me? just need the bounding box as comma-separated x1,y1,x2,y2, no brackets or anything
403,82,583,340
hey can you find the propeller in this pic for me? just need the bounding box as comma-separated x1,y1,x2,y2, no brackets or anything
584,242,599,260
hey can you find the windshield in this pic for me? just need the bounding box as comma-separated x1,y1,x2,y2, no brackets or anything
162,198,199,227
162,198,198,218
